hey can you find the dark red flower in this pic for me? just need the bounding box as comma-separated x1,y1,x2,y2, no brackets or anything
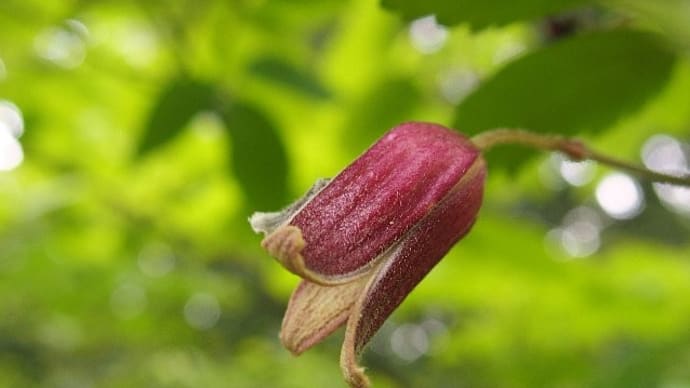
250,122,486,387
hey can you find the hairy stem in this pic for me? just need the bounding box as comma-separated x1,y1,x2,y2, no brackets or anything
471,128,690,186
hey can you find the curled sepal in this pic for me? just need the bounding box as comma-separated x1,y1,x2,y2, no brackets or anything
280,272,376,355
250,179,333,282
340,159,486,388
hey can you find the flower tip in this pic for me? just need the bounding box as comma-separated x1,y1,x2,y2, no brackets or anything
341,351,370,388
279,330,306,356
248,212,271,234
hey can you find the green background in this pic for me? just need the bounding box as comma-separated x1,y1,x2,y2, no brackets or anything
1,0,690,387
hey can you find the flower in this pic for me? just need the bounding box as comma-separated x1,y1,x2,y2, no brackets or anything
250,122,486,387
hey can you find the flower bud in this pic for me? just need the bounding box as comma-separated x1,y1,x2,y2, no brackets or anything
250,122,486,388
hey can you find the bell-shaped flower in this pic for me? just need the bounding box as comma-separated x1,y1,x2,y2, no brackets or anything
250,122,486,387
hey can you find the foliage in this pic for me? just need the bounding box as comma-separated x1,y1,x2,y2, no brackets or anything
1,0,690,387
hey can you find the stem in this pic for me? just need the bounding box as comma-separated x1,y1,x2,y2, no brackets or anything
471,128,690,187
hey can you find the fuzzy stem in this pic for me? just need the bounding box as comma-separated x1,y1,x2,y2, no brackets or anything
471,128,690,186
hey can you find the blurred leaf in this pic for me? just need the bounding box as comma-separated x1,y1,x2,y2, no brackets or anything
137,77,216,156
135,76,289,210
342,78,422,152
220,102,289,210
249,57,332,99
603,0,690,51
452,29,676,171
381,0,594,28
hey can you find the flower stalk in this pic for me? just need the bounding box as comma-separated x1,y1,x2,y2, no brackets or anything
471,128,690,186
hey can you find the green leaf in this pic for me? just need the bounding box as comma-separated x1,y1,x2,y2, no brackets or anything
220,102,289,210
452,29,676,171
381,0,593,28
136,77,216,156
249,57,332,99
342,78,422,153
604,0,690,51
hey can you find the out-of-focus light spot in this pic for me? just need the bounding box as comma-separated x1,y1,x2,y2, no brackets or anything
420,317,448,354
560,159,595,186
66,19,89,39
565,205,606,228
437,69,479,105
0,124,24,171
409,15,448,54
542,154,597,189
184,293,220,330
0,100,24,138
561,221,600,258
493,41,526,65
34,19,89,69
547,206,603,259
390,324,429,362
654,183,690,216
138,242,176,278
642,135,690,216
595,173,644,219
421,317,447,336
642,135,685,170
110,283,147,319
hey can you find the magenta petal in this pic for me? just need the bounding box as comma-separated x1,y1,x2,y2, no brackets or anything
290,122,482,282
340,157,486,386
